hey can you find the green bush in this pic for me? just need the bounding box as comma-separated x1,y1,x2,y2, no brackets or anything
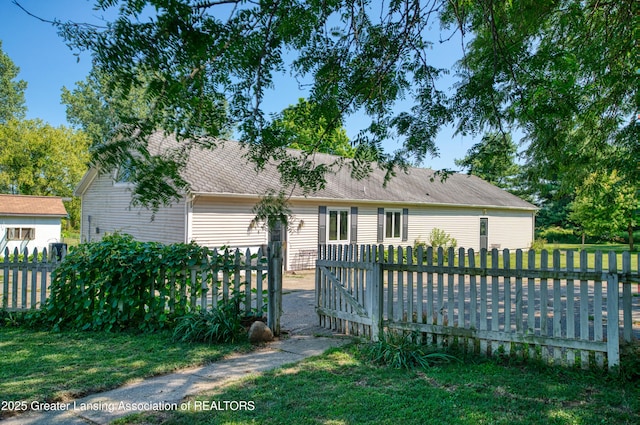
412,228,458,263
618,342,640,382
529,238,547,251
41,233,215,332
614,230,640,245
359,330,457,369
0,309,44,329
172,303,245,344
428,228,458,250
535,226,640,245
536,226,579,244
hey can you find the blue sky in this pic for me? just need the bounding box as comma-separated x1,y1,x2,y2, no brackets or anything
0,0,478,170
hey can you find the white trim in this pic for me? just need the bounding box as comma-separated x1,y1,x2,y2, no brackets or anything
327,208,350,243
189,191,538,212
74,168,99,197
185,195,193,243
383,209,403,242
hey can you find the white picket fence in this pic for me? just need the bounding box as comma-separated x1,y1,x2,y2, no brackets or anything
1,243,284,333
316,244,640,370
0,247,63,311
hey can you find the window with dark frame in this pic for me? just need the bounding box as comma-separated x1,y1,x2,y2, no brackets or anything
385,211,401,239
328,209,349,241
6,227,36,241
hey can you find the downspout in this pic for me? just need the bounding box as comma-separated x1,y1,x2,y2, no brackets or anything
532,211,536,248
184,194,196,243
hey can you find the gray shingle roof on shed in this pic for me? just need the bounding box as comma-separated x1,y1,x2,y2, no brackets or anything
149,132,536,210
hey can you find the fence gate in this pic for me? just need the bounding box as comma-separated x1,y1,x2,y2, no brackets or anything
315,244,640,371
315,244,383,340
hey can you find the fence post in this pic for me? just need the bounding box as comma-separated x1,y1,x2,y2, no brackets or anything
268,241,283,336
368,245,384,342
606,252,620,370
621,252,632,343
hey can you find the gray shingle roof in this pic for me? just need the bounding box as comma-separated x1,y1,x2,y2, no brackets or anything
149,132,537,210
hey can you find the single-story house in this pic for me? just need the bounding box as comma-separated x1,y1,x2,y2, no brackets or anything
0,194,68,254
74,133,537,270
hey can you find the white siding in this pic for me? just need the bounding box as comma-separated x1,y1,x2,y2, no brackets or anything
481,210,535,251
78,175,534,270
285,201,534,269
190,196,268,249
397,206,533,251
80,172,186,244
357,206,380,244
287,202,321,270
0,216,62,254
407,207,481,250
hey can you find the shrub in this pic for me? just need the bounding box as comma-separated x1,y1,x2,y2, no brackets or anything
428,228,458,251
0,309,44,329
41,233,215,332
618,342,640,382
529,238,547,251
359,330,458,369
172,303,245,344
536,226,579,244
412,228,457,263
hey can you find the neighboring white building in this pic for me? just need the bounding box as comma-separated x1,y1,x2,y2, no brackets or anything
75,133,537,270
0,194,68,254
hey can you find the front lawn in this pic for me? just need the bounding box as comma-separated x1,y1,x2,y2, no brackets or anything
0,327,250,418
471,243,637,271
118,346,640,425
399,243,638,272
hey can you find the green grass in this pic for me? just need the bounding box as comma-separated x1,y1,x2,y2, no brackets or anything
416,243,639,272
549,243,636,255
0,327,251,417
513,243,638,271
115,345,640,425
61,230,81,247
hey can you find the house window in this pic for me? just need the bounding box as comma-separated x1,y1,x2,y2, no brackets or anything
328,209,349,241
6,228,35,241
378,208,408,243
318,206,357,245
114,157,135,185
385,210,402,239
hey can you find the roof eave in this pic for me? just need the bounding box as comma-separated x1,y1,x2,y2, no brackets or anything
189,191,538,211
74,168,100,197
0,213,68,218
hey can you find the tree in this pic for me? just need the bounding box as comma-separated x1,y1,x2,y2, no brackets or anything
568,171,639,250
61,67,150,148
0,119,90,227
0,40,27,123
454,132,520,191
47,0,450,208
25,0,631,214
444,0,636,194
267,98,354,158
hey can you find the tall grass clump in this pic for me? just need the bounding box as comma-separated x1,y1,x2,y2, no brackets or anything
359,330,458,369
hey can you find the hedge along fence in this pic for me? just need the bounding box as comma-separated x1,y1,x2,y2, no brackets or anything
2,233,272,332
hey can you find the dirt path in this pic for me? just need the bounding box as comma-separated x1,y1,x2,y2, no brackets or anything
280,271,337,336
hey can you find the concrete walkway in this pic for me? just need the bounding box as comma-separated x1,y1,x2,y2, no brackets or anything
1,335,349,425
2,271,350,425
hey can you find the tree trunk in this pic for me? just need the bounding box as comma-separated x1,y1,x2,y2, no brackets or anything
628,223,634,251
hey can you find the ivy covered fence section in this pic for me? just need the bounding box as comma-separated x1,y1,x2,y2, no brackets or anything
1,233,274,333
